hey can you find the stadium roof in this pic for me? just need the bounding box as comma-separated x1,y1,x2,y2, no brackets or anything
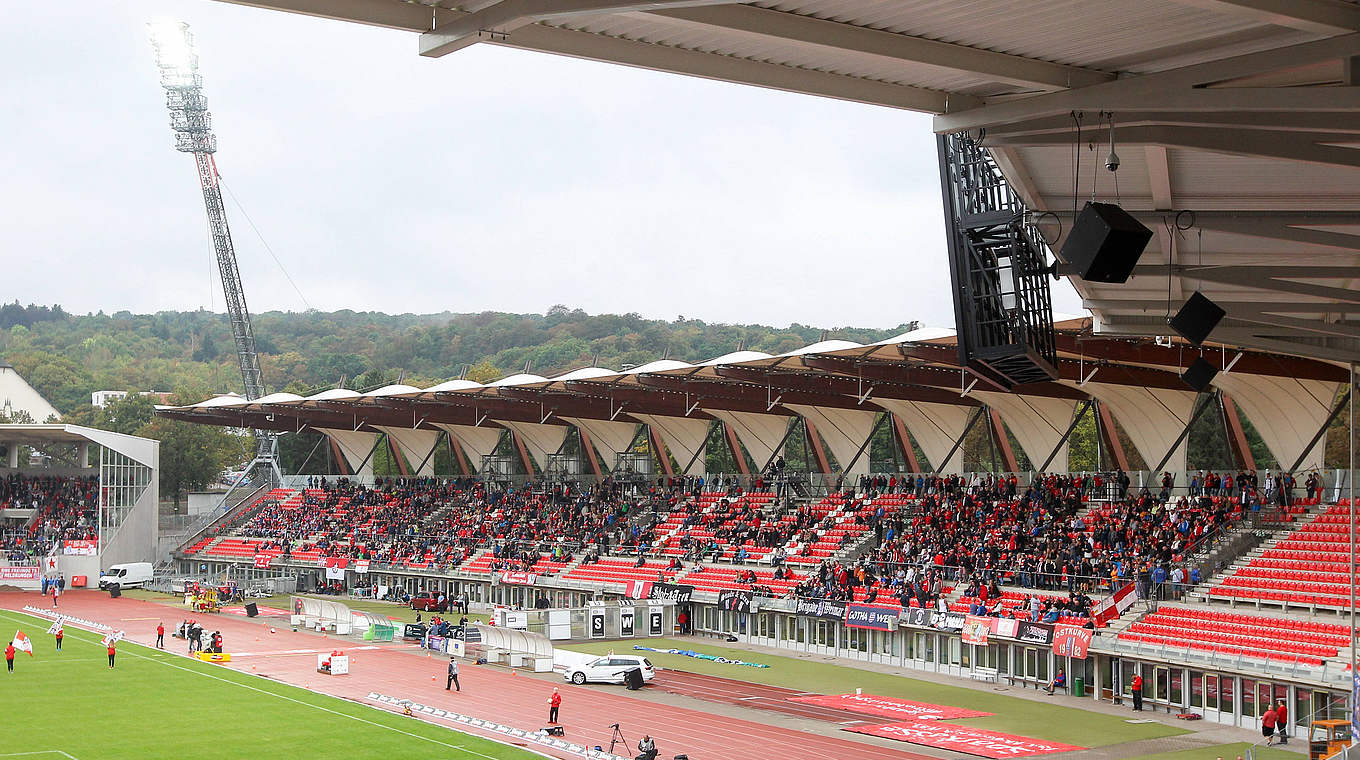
158,321,1348,477
220,0,1360,363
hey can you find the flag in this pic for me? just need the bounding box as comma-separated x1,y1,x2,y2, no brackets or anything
1093,582,1137,626
46,618,63,636
12,631,33,656
101,630,125,646
253,554,271,569
43,554,59,574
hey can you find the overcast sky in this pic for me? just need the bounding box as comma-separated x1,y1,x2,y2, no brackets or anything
4,0,1082,330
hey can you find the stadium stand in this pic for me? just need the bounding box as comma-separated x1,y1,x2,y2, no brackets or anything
0,474,99,559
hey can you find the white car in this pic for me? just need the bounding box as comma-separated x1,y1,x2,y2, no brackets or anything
563,655,655,685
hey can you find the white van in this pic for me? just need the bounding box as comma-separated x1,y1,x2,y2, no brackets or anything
99,562,154,590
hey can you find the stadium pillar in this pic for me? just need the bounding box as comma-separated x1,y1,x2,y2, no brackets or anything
1095,402,1130,472
722,423,749,476
511,432,535,476
328,438,350,476
446,433,471,476
388,436,410,477
988,409,1019,472
890,414,921,473
1219,392,1255,471
577,428,603,479
803,419,832,475
649,426,674,477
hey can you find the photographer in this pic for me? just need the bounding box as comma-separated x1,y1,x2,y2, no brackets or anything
635,734,657,760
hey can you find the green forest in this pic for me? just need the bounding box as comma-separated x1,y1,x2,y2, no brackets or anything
0,301,1350,493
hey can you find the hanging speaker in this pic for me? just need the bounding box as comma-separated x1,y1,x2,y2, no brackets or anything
1181,357,1218,392
1059,201,1153,284
1169,291,1226,346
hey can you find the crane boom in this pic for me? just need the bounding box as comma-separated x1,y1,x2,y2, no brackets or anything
150,21,280,472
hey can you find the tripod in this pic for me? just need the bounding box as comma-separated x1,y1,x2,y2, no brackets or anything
608,723,628,755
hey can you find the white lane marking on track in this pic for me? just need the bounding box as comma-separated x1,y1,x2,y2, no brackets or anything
0,611,500,760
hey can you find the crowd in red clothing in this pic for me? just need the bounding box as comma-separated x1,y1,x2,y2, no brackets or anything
0,474,99,561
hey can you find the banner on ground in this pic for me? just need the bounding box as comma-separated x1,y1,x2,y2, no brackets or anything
795,598,848,621
0,566,39,582
62,540,97,556
846,721,1086,758
631,645,769,668
789,694,992,721
497,571,537,586
1051,625,1094,659
844,604,899,631
961,615,991,645
1093,582,1137,626
717,589,753,613
252,554,271,569
647,582,693,603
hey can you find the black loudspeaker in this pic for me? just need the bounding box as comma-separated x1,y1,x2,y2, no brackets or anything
1169,291,1226,346
540,726,564,736
245,602,259,618
624,668,644,690
1059,202,1153,284
108,586,122,598
1181,357,1218,391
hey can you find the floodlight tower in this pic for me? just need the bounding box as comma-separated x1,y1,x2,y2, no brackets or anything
149,21,282,485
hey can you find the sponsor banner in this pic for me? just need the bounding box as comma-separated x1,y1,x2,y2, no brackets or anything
790,694,992,721
903,607,934,628
844,604,899,631
933,611,966,632
961,615,991,645
498,571,537,586
620,608,635,637
252,554,271,569
0,566,40,582
717,589,753,613
846,721,1086,758
1093,582,1137,626
588,608,606,639
62,540,97,556
1015,621,1054,646
353,560,370,574
648,607,663,637
647,582,693,603
1051,626,1093,659
795,598,848,620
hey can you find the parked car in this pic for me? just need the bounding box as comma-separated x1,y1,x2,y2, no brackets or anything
563,655,655,685
410,593,447,612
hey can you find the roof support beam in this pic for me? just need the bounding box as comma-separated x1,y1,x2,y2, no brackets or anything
420,0,744,57
1220,392,1256,470
722,422,749,475
645,4,1113,90
1162,0,1360,34
890,414,922,474
988,408,1020,472
986,124,1360,169
1095,401,1130,471
935,33,1360,132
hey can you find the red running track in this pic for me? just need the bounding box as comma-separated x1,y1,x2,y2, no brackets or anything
4,592,937,760
651,670,881,725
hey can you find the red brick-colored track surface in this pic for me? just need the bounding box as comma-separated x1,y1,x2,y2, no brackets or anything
651,670,881,725
5,592,938,760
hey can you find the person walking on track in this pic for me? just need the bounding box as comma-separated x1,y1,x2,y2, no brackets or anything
548,688,561,724
156,622,165,649
446,657,460,691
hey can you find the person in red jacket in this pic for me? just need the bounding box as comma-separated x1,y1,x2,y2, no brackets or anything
547,688,561,724
156,623,165,650
1274,699,1288,745
1130,673,1144,711
107,642,116,669
1262,704,1278,744
5,643,14,673
54,627,63,652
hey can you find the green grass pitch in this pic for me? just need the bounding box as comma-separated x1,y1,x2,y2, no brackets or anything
0,610,542,760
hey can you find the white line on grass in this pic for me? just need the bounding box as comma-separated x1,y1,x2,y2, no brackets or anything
0,751,78,759
0,611,501,760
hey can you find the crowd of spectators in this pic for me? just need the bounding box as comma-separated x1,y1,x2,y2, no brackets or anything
1,474,99,561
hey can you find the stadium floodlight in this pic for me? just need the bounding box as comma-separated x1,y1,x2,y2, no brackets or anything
148,20,198,85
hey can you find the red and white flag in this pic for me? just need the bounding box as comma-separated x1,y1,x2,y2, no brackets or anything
101,630,125,646
12,631,33,656
1094,582,1137,626
625,580,653,599
46,618,64,636
253,554,271,569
